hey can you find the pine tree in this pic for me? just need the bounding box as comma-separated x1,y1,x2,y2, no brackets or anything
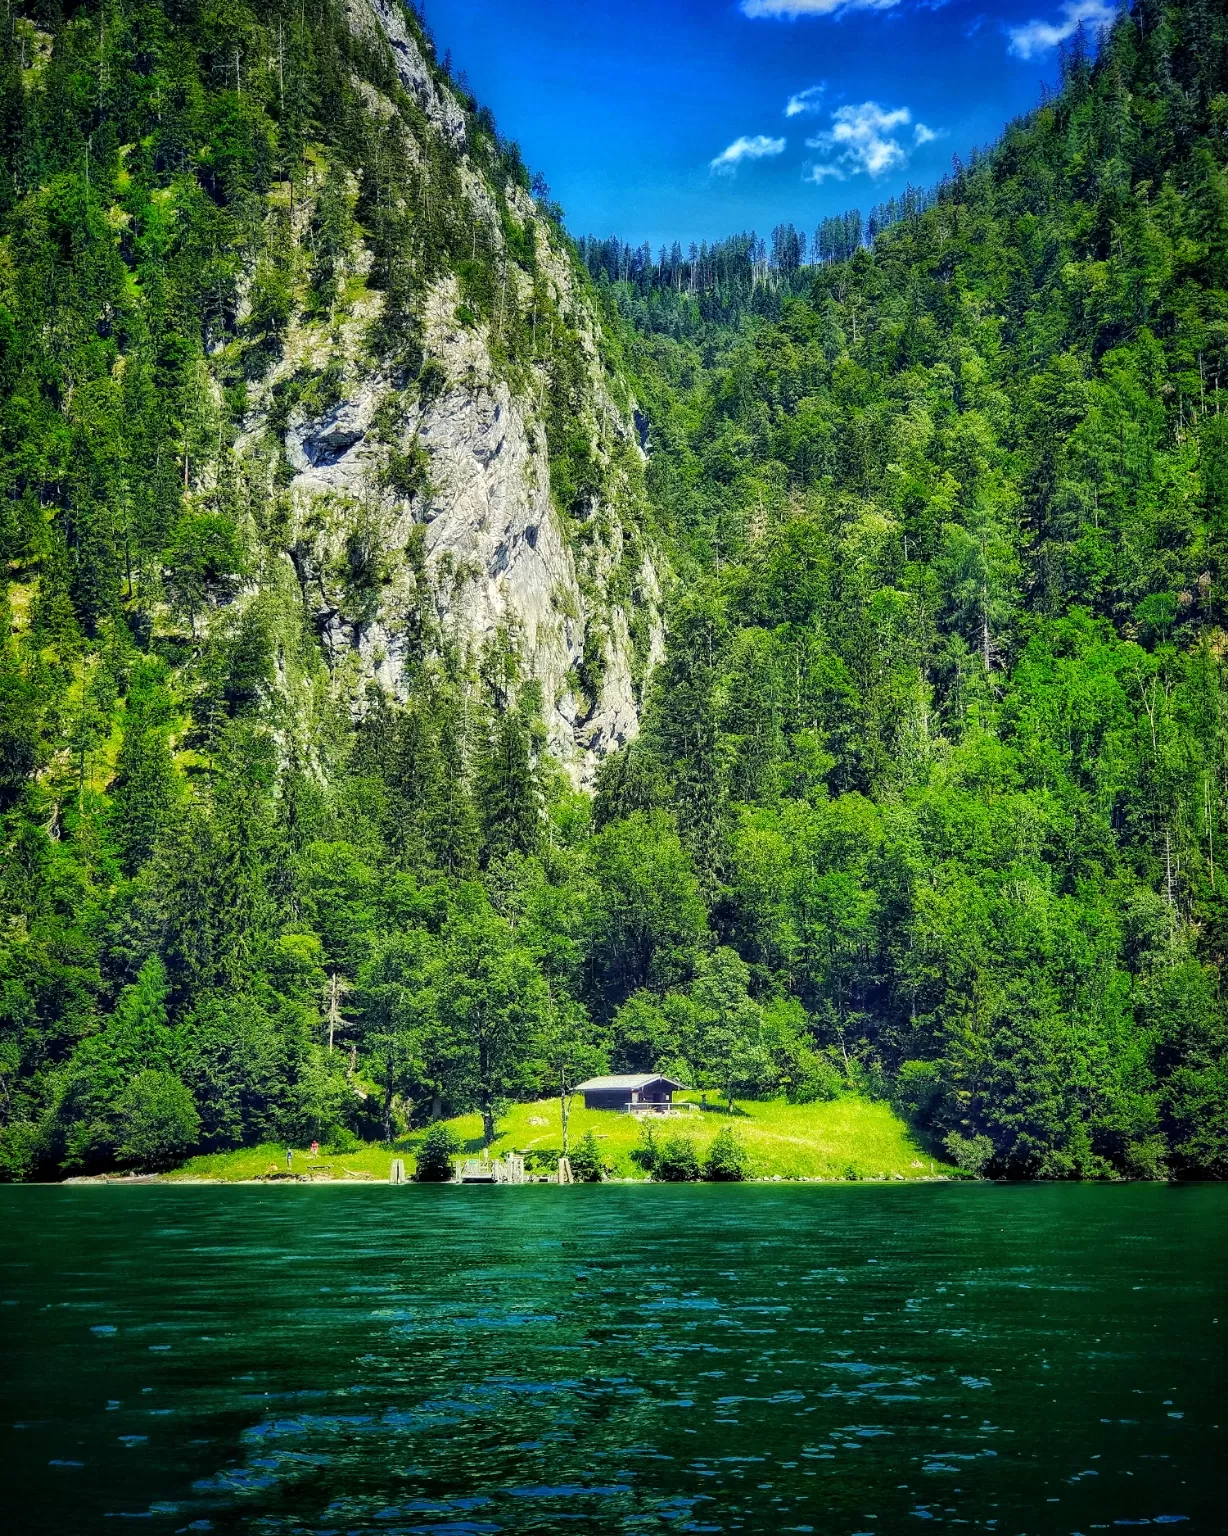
111,720,176,873
476,710,542,866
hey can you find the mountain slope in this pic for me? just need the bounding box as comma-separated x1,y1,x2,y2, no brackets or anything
584,0,1228,1178
2,0,1227,1183
1,0,660,779
0,0,666,1179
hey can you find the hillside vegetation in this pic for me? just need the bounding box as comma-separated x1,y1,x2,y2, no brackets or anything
1,0,1227,1184
585,3,1228,1181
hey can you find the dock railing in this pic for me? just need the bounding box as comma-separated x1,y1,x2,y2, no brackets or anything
622,1100,700,1117
458,1152,527,1184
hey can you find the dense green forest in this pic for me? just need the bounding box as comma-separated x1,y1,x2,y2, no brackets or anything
2,0,1227,1182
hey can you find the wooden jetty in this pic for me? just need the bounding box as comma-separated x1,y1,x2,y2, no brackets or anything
459,1151,526,1184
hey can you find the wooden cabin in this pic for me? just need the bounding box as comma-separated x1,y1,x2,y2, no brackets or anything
575,1073,690,1114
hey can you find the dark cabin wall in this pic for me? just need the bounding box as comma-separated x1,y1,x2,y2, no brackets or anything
584,1089,631,1110
582,1082,675,1110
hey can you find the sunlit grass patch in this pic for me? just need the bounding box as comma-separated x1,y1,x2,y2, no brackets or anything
165,1094,951,1183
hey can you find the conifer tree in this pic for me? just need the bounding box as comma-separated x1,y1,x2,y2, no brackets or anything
477,710,542,866
111,720,176,873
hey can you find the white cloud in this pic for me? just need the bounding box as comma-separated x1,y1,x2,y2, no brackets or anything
785,84,826,117
710,134,788,175
806,101,924,181
742,0,899,16
1007,0,1114,59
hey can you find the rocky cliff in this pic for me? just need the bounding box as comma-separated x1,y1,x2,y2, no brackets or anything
228,0,662,782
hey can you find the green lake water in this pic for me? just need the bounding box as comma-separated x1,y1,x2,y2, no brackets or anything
0,1184,1224,1535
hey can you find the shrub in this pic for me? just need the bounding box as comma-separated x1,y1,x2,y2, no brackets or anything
523,1146,561,1174
704,1126,749,1182
653,1133,700,1182
0,1121,40,1183
1120,1134,1170,1182
790,1049,845,1103
326,1127,361,1154
117,1072,201,1171
415,1123,459,1182
943,1132,995,1176
568,1130,604,1182
631,1121,659,1174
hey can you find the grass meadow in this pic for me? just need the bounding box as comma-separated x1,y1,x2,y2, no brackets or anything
163,1093,953,1183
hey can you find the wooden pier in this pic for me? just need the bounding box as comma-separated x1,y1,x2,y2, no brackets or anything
459,1152,526,1184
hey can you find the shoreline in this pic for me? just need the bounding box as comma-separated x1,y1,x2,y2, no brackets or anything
54,1172,960,1187
39,1098,961,1185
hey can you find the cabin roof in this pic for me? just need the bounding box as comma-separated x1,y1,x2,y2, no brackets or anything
575,1074,687,1092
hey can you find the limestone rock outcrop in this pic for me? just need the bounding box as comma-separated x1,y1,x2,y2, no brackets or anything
234,0,661,783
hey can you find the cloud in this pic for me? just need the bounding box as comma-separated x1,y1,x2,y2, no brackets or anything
710,134,788,175
806,101,936,180
742,0,900,16
785,84,826,117
1007,0,1114,59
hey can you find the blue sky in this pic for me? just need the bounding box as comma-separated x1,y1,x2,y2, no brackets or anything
420,0,1113,249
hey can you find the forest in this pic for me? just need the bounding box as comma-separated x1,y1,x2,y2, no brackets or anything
1,0,1226,1182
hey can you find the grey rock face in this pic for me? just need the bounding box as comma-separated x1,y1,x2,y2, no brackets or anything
236,0,661,786
287,394,380,478
269,297,657,782
348,0,467,146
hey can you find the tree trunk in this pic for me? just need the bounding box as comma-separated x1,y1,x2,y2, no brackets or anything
479,1029,495,1146
480,1074,496,1148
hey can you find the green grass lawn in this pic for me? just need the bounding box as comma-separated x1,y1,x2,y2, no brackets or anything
164,1093,953,1183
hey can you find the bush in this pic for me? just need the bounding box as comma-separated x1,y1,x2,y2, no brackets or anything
944,1132,995,1176
631,1121,659,1174
1120,1133,1170,1182
415,1122,459,1182
653,1133,700,1182
704,1126,749,1182
326,1127,361,1154
568,1130,603,1182
522,1146,561,1174
790,1049,845,1103
117,1072,201,1171
0,1121,40,1183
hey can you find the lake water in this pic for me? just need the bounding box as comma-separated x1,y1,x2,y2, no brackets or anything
0,1184,1224,1534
